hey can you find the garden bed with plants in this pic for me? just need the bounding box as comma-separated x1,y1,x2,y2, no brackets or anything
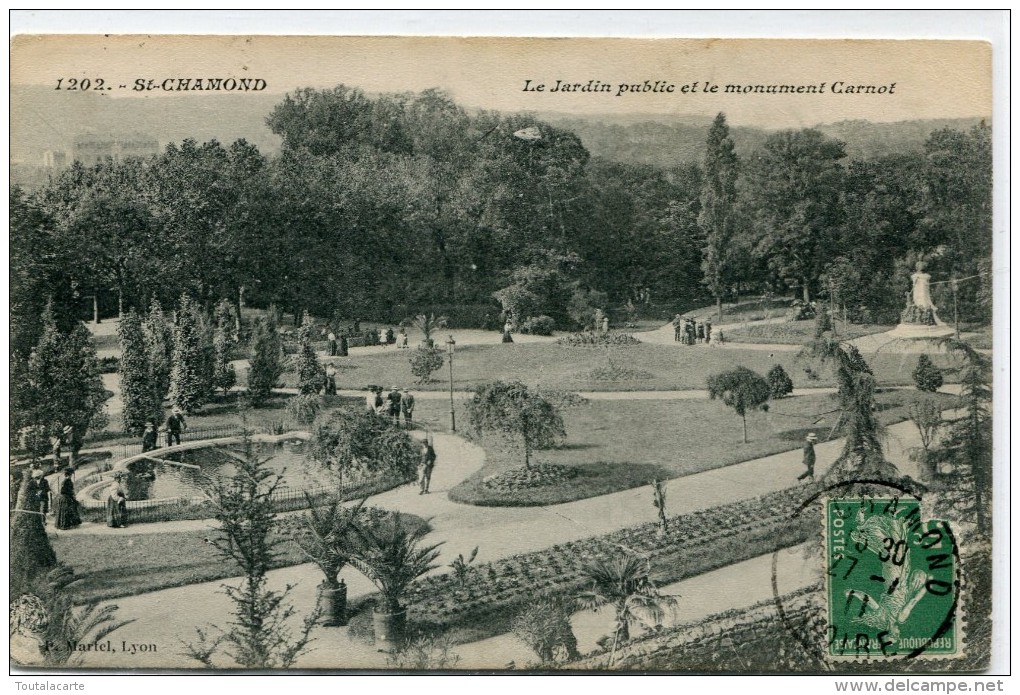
722,321,893,345
398,485,817,645
556,332,641,348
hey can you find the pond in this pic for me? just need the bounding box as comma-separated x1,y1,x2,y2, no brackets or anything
123,440,319,501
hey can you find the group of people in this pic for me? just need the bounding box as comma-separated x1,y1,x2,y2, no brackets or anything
365,385,416,426
325,329,349,357
672,315,712,345
140,408,187,453
22,464,81,530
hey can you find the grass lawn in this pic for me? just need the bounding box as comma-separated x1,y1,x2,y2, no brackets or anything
306,342,958,394
723,321,893,345
53,512,428,604
685,296,796,323
433,389,957,507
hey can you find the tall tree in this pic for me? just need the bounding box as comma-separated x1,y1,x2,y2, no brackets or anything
142,299,174,410
169,294,210,414
296,312,324,395
117,309,162,434
246,310,284,408
744,129,846,302
699,113,739,319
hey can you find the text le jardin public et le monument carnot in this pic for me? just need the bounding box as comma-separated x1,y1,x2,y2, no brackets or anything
522,79,898,97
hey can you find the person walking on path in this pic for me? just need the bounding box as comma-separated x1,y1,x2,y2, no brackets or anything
324,364,337,396
400,388,415,428
797,433,818,481
141,421,158,453
327,330,337,357
166,408,187,446
54,467,81,530
419,438,437,494
705,318,712,345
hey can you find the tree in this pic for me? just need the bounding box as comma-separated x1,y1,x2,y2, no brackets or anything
412,313,448,347
651,479,668,537
908,396,943,482
912,354,944,393
184,432,315,668
467,381,566,469
744,129,846,302
766,364,795,399
26,306,108,463
211,309,237,396
247,310,285,407
409,345,444,385
296,312,324,395
349,514,443,650
699,113,739,320
169,294,211,414
308,409,419,487
142,299,174,408
576,555,677,665
117,309,163,434
706,367,771,443
10,473,58,600
511,595,581,665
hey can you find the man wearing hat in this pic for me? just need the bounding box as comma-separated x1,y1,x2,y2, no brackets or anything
400,388,415,428
166,408,187,446
798,433,818,481
419,437,436,495
142,421,158,453
387,386,402,423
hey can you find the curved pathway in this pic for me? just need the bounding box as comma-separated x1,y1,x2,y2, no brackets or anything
74,407,938,668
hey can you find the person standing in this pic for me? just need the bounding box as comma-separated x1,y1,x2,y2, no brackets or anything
601,316,610,333
705,318,713,345
696,321,706,344
387,386,402,422
141,421,158,453
419,439,437,494
400,388,415,427
399,327,409,349
338,334,349,357
324,364,337,395
797,433,818,481
672,314,683,342
166,408,186,446
34,469,52,524
366,388,379,414
327,330,337,357
105,479,128,528
54,468,81,530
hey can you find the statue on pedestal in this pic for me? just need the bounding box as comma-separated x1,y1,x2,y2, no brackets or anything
900,261,940,326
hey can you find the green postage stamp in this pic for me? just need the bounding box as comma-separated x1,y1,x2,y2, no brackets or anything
826,498,959,660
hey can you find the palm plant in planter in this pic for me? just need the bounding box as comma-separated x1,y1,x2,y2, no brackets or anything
294,497,364,627
413,313,448,349
351,516,443,651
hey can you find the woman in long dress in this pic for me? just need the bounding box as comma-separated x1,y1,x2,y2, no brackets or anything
105,482,128,528
54,468,81,530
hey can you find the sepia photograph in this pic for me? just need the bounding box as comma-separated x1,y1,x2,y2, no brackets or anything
9,18,1003,678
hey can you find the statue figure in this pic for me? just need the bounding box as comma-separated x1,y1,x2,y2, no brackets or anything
910,261,935,310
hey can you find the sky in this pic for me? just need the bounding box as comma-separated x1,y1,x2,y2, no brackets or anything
10,35,991,129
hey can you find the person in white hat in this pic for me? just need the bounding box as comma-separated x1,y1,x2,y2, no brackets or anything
798,433,818,481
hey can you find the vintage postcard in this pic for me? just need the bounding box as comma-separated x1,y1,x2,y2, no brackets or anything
9,33,998,674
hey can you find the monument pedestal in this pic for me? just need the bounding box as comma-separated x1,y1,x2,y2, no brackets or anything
886,322,954,339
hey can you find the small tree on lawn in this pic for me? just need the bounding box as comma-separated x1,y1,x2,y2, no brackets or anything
10,473,58,600
413,313,448,347
409,345,444,385
706,367,771,443
169,294,210,414
467,380,566,470
766,364,794,399
142,298,174,405
247,309,285,407
912,354,944,393
212,302,237,396
184,430,316,668
118,308,163,434
908,396,943,482
296,312,324,395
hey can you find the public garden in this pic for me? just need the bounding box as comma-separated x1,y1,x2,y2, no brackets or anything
9,91,993,671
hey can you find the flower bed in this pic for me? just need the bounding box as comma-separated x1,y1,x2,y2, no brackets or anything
404,484,816,640
556,332,641,347
481,463,578,492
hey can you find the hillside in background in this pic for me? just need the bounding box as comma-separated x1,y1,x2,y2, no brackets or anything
10,86,986,188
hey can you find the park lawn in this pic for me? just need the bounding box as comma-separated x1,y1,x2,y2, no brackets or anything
723,321,894,345
686,296,796,323
435,389,957,507
315,341,958,394
53,512,428,604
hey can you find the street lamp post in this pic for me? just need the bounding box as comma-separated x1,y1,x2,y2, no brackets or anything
446,336,456,433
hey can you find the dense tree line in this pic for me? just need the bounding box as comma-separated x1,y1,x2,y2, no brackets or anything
10,88,991,360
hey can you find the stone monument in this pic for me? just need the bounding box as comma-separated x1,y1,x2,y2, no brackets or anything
889,261,953,338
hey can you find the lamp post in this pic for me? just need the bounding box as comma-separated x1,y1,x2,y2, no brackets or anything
446,336,456,433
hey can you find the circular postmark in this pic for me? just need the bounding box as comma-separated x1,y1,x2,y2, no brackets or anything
771,478,960,665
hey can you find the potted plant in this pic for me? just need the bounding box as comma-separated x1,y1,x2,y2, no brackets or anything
293,497,364,626
350,515,442,651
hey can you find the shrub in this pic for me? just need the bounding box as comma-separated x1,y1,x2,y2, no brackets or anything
409,346,445,385
98,356,120,374
912,354,944,393
519,315,555,335
286,394,324,426
766,364,794,399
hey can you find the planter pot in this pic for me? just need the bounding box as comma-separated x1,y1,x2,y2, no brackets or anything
372,607,407,652
316,580,348,627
